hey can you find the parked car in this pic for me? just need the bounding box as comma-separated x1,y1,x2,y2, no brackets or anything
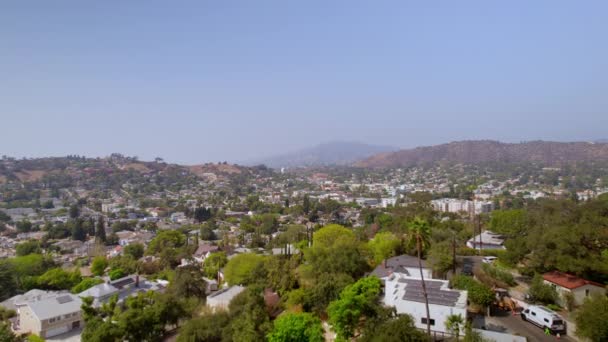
482,256,498,264
521,305,566,334
462,263,473,276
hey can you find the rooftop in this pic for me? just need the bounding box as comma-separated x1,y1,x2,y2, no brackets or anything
387,273,467,308
543,271,604,290
26,293,82,321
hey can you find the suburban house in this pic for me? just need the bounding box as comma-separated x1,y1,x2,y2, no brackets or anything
206,285,245,311
14,293,82,339
78,275,166,308
466,230,506,250
369,255,433,283
115,230,154,247
384,272,468,334
542,271,606,306
193,243,220,263
1,289,65,311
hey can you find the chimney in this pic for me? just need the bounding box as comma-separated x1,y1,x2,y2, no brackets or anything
135,275,140,287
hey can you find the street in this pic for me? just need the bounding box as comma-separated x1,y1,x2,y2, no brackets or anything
473,310,576,342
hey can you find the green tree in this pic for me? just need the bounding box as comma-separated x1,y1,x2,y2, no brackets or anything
360,314,427,342
16,220,32,233
0,261,17,301
170,265,207,299
15,240,41,256
177,311,230,342
528,274,558,305
37,268,81,290
489,209,527,237
95,216,107,244
0,321,21,342
408,217,432,336
303,195,311,215
109,268,126,280
71,277,104,294
223,253,266,286
575,294,608,341
451,275,494,307
71,218,87,241
267,312,324,342
224,287,272,342
305,224,368,278
367,231,400,265
445,314,464,341
123,243,144,259
328,276,382,340
203,252,228,279
69,204,80,219
91,256,108,277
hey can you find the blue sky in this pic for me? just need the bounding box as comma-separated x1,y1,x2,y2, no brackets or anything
1,1,607,164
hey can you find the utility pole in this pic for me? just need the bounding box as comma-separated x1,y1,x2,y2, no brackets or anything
452,233,457,275
477,215,483,254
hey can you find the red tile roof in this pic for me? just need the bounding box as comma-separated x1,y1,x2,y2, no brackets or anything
542,271,604,290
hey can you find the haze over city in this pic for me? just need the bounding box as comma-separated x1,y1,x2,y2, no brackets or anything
2,1,608,164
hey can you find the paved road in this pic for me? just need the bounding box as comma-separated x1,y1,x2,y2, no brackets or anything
474,310,575,342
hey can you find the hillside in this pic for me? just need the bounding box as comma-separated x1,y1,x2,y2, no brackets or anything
251,141,395,168
356,140,608,168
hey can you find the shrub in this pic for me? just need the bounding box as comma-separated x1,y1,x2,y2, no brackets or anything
528,274,558,305
451,275,494,307
481,263,516,287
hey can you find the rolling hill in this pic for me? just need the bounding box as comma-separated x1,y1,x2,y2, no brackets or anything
356,140,608,168
250,141,395,168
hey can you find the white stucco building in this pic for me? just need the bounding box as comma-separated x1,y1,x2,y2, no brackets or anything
384,272,467,334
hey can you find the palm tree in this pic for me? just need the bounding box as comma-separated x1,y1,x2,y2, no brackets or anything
445,314,464,341
408,217,432,337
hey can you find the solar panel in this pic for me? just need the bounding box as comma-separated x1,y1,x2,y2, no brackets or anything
399,278,461,306
56,295,74,304
112,278,135,289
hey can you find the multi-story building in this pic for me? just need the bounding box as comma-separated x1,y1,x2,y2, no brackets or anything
15,293,82,339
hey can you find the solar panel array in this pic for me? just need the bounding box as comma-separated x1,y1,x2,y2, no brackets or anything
56,295,74,304
400,279,461,306
112,277,135,289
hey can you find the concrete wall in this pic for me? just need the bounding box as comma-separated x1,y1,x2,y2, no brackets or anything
18,306,41,336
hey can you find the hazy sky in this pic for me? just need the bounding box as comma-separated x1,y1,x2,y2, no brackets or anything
2,1,608,164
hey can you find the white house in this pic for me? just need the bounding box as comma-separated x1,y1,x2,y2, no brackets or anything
14,293,82,339
466,230,506,250
206,285,245,311
543,271,606,306
369,255,433,282
384,272,467,334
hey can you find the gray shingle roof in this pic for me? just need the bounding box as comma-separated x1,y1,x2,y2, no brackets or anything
27,294,82,321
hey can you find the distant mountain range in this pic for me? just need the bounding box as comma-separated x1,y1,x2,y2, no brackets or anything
356,140,608,168
249,141,396,168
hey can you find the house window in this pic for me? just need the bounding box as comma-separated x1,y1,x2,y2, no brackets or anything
421,317,435,326
585,289,590,297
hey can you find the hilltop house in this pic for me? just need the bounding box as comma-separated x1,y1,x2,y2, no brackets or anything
369,255,433,283
78,275,166,308
543,271,606,306
13,293,82,339
206,286,245,311
466,231,506,250
384,272,467,334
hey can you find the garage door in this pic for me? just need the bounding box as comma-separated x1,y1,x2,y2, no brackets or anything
45,324,70,338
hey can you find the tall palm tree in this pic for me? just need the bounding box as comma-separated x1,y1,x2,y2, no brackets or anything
445,314,464,340
408,217,432,337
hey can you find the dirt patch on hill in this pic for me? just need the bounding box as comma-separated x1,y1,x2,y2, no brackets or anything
123,163,152,173
188,163,242,177
15,170,47,182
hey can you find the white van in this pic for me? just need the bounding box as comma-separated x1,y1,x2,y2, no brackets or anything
521,305,566,334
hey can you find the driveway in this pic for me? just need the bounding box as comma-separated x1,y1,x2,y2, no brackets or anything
472,311,576,342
